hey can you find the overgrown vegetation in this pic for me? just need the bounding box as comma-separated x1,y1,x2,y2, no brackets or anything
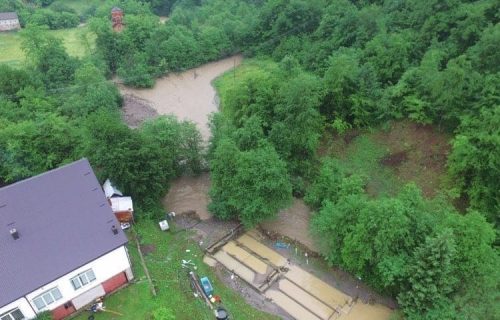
208,1,499,319
89,0,253,87
0,25,203,207
307,161,498,319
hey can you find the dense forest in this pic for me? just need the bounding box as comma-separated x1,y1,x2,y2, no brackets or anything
0,0,498,319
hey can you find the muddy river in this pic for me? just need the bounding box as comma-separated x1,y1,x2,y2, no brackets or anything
119,56,395,319
119,55,243,140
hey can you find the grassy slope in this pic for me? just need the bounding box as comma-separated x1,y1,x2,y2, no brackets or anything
320,121,451,198
72,220,279,320
0,26,94,65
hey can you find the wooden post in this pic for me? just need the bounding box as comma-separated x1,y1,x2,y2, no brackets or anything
132,227,157,296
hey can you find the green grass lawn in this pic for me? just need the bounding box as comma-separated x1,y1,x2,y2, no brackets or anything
0,26,94,66
72,220,278,320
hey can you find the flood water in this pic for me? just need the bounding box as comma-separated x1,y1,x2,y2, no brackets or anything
162,172,212,220
118,54,394,320
119,55,243,140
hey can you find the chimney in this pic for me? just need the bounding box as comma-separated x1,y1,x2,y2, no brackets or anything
10,228,19,240
111,225,119,235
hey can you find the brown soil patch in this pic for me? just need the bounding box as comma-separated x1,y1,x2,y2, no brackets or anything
380,150,408,167
140,244,156,256
120,94,159,128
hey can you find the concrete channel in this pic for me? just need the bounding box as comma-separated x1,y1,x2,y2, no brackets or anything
206,230,393,320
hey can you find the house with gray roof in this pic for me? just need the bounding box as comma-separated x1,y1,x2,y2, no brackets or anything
0,12,20,31
0,159,133,320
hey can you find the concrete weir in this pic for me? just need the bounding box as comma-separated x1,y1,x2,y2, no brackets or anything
206,230,393,320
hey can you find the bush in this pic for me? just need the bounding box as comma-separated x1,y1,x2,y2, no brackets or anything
27,9,79,29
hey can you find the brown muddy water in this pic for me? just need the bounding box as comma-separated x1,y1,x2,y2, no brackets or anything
162,173,212,220
118,56,395,319
119,55,243,140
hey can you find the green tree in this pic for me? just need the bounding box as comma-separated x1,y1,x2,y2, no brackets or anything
311,192,367,266
268,72,324,178
62,63,121,117
0,113,80,182
304,159,364,210
448,106,500,226
118,52,155,88
82,111,173,203
362,31,413,85
209,139,292,228
20,25,78,89
140,116,204,176
398,229,458,317
467,24,500,73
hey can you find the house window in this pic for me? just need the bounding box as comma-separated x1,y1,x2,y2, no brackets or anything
70,269,96,290
32,287,63,311
0,308,25,320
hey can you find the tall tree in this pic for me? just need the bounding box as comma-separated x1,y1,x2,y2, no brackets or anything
20,26,78,89
209,139,292,227
398,230,458,318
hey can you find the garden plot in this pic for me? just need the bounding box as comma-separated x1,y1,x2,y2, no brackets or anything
207,231,394,320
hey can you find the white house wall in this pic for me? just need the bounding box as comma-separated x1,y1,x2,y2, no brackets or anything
0,298,37,320
24,246,131,313
0,19,20,31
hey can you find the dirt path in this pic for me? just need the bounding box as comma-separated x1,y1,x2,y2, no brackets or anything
118,55,243,139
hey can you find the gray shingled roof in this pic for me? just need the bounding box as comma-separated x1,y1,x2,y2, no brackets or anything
0,159,127,307
0,12,18,20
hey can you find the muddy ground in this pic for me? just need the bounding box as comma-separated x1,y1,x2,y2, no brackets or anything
169,205,396,320
121,94,159,128
164,175,397,316
321,121,450,198
254,229,397,310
